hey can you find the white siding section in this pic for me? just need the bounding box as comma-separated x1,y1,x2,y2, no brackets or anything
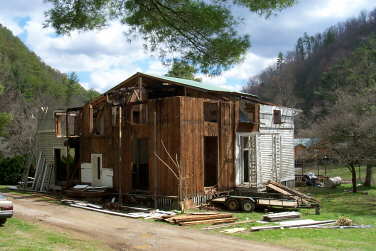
280,130,295,182
259,105,296,186
37,130,66,165
257,134,273,186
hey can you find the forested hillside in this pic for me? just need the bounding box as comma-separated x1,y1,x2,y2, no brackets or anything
244,9,376,128
0,24,98,155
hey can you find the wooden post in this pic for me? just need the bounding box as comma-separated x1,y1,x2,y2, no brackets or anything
118,106,123,204
66,111,70,182
153,111,157,209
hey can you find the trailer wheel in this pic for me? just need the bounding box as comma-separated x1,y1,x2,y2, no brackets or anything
241,199,255,212
225,198,240,211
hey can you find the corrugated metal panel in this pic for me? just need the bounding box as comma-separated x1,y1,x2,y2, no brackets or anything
146,74,257,97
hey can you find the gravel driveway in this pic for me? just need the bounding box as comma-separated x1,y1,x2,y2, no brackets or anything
7,192,288,251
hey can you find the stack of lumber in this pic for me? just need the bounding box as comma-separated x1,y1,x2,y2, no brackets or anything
164,213,236,226
263,212,300,222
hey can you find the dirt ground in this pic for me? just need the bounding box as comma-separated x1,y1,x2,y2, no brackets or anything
6,193,288,251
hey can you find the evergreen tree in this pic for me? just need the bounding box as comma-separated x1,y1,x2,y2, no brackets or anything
166,60,201,81
44,0,296,75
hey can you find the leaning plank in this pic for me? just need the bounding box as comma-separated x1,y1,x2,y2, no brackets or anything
250,220,336,231
179,218,237,226
267,181,319,203
266,183,292,196
172,214,233,223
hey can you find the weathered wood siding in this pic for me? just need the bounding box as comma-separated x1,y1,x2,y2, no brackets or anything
180,97,237,197
78,95,239,198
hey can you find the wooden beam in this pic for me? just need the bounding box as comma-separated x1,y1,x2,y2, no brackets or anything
179,218,237,226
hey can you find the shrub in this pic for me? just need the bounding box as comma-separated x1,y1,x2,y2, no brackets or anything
0,155,26,185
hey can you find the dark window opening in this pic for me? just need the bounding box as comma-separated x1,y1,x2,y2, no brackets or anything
243,150,249,182
204,136,218,187
273,110,282,124
97,157,101,180
204,102,218,122
131,105,148,124
242,137,249,148
132,138,149,190
132,110,140,124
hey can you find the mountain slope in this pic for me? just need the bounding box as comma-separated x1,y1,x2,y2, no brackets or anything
244,9,376,128
0,24,99,155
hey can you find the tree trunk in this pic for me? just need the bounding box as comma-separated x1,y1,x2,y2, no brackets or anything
350,164,357,193
364,164,373,187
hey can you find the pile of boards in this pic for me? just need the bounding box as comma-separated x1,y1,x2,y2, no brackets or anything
64,185,112,198
163,213,237,226
263,212,301,222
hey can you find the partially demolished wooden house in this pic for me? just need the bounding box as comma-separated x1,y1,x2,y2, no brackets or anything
54,72,298,208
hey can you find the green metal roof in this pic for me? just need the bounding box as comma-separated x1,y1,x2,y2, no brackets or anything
146,73,257,97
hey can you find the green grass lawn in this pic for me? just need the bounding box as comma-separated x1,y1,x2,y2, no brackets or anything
0,217,111,251
199,185,376,251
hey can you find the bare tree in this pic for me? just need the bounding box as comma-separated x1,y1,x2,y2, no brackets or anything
304,89,376,192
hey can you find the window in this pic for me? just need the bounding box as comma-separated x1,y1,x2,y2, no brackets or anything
93,108,104,135
131,105,148,124
204,102,218,122
273,110,282,124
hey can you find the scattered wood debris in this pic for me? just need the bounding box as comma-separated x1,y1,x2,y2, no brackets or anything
250,220,336,231
163,213,236,226
336,216,352,226
62,199,176,219
292,225,373,229
202,219,255,230
263,211,300,222
220,227,246,233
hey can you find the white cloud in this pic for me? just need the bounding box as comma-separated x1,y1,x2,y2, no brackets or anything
199,52,274,91
89,67,142,92
306,0,371,18
1,0,375,93
0,16,23,35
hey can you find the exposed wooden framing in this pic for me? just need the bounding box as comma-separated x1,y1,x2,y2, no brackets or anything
57,72,301,212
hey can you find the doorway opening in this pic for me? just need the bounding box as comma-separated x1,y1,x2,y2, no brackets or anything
204,136,218,187
132,138,149,190
54,148,66,182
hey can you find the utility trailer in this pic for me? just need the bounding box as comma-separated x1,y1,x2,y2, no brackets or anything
210,181,320,214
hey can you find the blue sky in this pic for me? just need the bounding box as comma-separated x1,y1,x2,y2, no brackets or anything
0,0,375,92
